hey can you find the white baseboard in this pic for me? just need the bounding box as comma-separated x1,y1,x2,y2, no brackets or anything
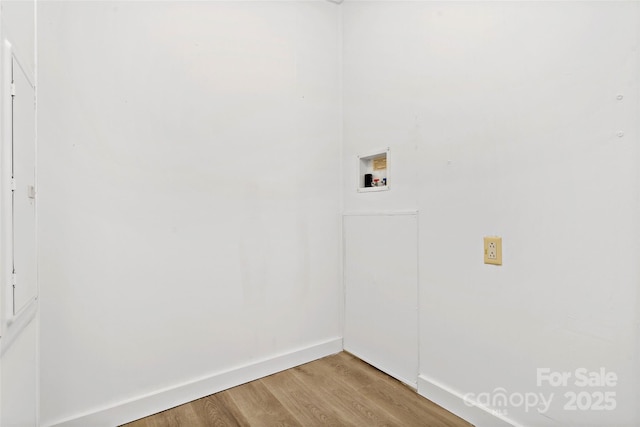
417,375,521,427
47,337,343,427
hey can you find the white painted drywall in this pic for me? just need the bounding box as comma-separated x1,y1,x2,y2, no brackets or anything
343,2,640,426
36,1,640,426
37,1,341,425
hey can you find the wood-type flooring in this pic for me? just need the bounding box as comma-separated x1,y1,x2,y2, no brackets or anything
124,352,473,427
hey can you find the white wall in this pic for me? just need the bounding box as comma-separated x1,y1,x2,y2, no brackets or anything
37,1,640,426
38,1,341,425
343,2,640,426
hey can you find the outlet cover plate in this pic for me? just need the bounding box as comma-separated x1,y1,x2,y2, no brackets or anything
484,236,502,265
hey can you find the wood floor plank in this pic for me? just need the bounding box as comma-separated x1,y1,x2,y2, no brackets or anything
122,352,473,427
143,403,207,427
290,360,401,426
359,379,471,427
222,380,301,427
190,393,245,427
316,352,388,391
259,370,349,427
314,353,473,427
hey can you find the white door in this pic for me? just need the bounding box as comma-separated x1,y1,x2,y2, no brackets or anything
11,55,36,315
344,214,419,388
0,51,38,427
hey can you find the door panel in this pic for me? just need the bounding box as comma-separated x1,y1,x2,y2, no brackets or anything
12,57,36,315
344,214,418,387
